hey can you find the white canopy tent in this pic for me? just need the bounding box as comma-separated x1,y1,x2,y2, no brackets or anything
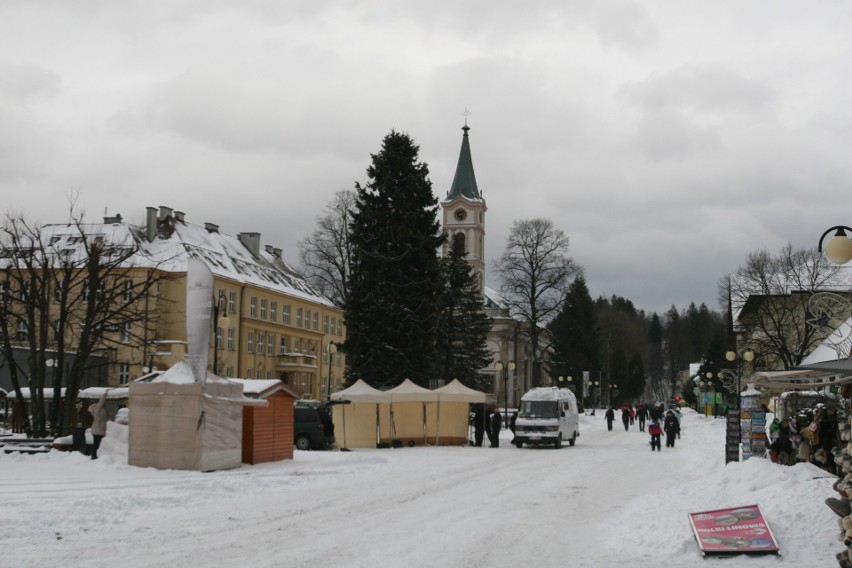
330,379,385,449
330,379,487,448
431,379,487,445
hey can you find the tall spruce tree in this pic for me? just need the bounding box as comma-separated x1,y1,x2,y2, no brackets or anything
435,239,493,390
546,274,601,398
345,131,445,388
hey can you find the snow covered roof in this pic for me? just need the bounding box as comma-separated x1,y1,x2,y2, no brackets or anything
227,378,299,399
33,209,333,307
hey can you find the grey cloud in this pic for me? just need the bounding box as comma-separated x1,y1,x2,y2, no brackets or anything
0,61,61,102
618,64,776,113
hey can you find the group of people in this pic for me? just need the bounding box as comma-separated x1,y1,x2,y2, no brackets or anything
472,405,507,448
603,402,682,452
769,403,839,473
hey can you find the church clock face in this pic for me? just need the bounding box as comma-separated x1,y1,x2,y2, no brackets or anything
454,208,467,221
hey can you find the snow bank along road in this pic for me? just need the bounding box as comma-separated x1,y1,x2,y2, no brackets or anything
1,411,836,568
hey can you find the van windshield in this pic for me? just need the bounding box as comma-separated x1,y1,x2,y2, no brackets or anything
519,400,558,419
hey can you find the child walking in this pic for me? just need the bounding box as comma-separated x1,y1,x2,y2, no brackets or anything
648,418,662,452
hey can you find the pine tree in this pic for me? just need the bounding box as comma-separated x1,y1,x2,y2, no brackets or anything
435,239,493,390
345,131,445,388
547,274,601,399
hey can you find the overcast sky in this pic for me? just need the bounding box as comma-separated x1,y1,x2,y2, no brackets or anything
2,1,851,316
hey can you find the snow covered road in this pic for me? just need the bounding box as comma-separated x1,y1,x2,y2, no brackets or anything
1,409,837,567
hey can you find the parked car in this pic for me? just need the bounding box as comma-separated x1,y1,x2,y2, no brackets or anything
294,404,335,450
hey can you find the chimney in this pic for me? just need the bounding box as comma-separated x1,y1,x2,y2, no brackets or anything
238,232,261,258
104,213,123,224
158,206,173,220
273,247,282,258
174,211,185,223
204,223,219,233
146,207,158,242
264,245,274,255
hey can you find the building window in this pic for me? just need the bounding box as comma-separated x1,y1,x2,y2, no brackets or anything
313,312,319,331
247,331,254,353
156,282,161,304
54,280,65,303
227,328,234,351
250,297,257,317
270,301,277,322
226,366,234,377
283,304,291,324
228,291,236,313
280,336,288,354
121,321,132,343
267,334,274,356
323,315,329,334
119,363,131,384
294,338,301,352
15,320,28,341
257,333,265,355
296,308,302,327
304,310,310,328
124,280,133,303
330,317,336,336
246,368,253,379
260,299,267,320
337,319,343,336
216,325,223,349
0,281,7,300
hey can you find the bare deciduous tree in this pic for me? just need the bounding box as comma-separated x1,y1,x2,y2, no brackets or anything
298,190,355,309
1,208,171,437
728,243,846,370
495,218,579,387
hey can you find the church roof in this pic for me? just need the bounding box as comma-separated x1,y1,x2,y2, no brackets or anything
446,124,481,200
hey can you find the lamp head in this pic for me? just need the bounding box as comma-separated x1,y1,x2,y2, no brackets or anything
820,226,852,264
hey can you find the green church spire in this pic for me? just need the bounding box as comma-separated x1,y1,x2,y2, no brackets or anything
447,124,481,200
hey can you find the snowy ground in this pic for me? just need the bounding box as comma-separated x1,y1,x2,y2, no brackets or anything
0,408,839,568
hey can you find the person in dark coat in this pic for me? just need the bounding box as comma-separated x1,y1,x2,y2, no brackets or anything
604,406,615,431
649,403,664,423
509,411,518,444
472,405,485,447
489,408,502,448
636,404,648,432
663,410,680,448
621,405,631,431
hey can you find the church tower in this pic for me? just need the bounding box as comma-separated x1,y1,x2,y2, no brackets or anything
441,123,487,293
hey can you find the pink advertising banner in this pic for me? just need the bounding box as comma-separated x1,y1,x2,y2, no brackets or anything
688,504,779,555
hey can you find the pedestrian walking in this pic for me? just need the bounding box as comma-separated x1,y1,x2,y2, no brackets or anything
621,405,631,431
636,404,648,432
648,419,662,451
89,389,108,460
472,404,485,447
489,407,502,448
664,410,680,448
629,405,635,426
605,406,615,431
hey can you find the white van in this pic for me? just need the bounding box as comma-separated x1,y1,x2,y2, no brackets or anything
513,387,580,449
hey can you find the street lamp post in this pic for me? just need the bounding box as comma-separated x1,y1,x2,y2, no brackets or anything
725,348,754,411
326,343,337,401
702,373,719,417
212,292,230,376
495,361,515,426
608,383,618,407
591,379,599,415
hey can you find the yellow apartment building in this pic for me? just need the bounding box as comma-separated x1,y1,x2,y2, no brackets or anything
25,206,345,400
